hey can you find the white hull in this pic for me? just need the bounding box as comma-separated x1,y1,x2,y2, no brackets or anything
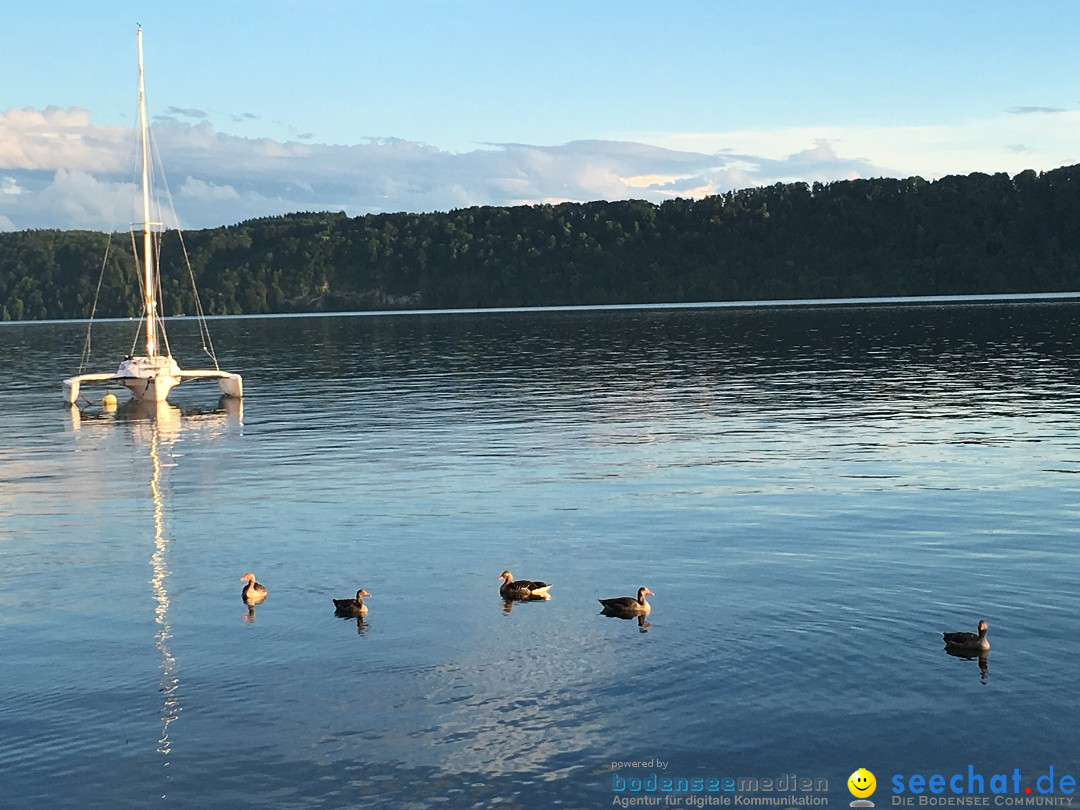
118,355,181,402
64,355,243,404
121,375,180,402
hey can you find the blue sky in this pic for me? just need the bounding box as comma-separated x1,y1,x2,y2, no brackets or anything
3,1,1080,230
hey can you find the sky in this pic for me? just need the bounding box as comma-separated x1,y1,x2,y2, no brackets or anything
3,1,1080,232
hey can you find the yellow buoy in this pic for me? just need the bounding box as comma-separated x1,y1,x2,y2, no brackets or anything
102,392,118,411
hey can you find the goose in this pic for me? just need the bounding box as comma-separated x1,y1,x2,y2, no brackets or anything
943,619,990,653
499,570,552,600
240,572,267,605
333,589,372,617
599,587,653,616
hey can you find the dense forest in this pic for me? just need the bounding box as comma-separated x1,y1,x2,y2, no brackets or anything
2,165,1080,321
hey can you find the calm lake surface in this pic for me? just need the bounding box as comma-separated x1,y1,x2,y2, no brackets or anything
2,300,1080,808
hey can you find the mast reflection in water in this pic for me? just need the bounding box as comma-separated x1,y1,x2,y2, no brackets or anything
123,399,241,769
68,396,243,789
148,417,179,763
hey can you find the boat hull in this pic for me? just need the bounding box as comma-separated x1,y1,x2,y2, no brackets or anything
120,374,180,402
63,360,243,404
117,355,182,402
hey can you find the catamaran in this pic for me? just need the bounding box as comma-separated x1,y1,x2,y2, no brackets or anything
63,26,243,406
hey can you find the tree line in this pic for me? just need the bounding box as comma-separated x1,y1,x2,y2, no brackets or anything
2,165,1080,321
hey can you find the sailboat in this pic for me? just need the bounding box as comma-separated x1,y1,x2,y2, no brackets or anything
63,26,243,406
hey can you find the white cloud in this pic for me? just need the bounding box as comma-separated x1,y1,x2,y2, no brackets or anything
1010,106,1066,115
0,106,131,173
179,176,241,202
643,111,1080,182
33,169,138,230
162,106,208,120
2,105,1079,231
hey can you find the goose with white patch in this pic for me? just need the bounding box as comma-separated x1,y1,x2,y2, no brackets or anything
499,570,552,600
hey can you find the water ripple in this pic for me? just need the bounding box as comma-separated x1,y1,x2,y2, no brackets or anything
4,302,1080,804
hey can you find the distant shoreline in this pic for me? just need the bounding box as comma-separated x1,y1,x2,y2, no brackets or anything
7,290,1080,327
6,167,1080,321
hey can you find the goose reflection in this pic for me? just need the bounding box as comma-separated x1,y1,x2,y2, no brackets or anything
600,614,651,632
350,617,371,636
500,595,552,614
944,648,990,683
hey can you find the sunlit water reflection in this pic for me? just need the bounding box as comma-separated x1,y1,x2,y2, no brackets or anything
2,300,1080,807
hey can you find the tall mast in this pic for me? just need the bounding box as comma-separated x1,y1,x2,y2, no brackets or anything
137,25,157,357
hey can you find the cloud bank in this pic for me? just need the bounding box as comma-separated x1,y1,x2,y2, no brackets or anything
2,105,1079,232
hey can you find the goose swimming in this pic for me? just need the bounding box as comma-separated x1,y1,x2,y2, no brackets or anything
943,619,990,653
599,587,653,616
333,589,372,617
499,570,552,600
240,572,267,605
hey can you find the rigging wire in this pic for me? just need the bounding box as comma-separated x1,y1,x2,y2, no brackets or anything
130,228,147,356
80,104,141,373
77,232,115,375
142,125,172,359
74,40,225,378
153,226,172,359
151,126,220,369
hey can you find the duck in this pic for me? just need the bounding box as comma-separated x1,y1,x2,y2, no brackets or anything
499,570,552,600
599,587,653,616
333,589,372,617
943,619,990,653
240,572,267,605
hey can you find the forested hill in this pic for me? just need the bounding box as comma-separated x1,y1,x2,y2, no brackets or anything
3,165,1080,321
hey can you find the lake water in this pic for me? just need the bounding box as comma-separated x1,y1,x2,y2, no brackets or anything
2,300,1080,809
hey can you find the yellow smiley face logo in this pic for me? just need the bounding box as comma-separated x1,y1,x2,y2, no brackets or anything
848,768,877,798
